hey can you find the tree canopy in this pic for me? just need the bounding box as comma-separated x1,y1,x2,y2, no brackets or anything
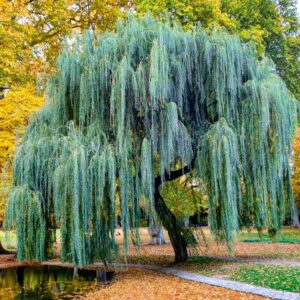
1,1,299,100
5,15,298,265
0,0,41,87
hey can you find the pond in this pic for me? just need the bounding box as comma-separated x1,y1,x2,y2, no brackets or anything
0,265,114,299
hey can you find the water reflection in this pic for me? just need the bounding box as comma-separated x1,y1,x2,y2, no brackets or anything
0,265,113,299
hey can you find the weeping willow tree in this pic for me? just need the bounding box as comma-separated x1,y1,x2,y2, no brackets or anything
6,14,298,264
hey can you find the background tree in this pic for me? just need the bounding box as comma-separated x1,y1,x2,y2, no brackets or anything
0,85,44,171
135,0,300,99
26,0,130,66
0,0,43,87
161,175,207,222
274,0,300,101
134,0,234,30
5,16,297,265
222,0,300,99
0,0,130,88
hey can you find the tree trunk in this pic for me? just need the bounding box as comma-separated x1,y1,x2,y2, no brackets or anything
153,161,195,263
148,225,166,245
154,188,188,262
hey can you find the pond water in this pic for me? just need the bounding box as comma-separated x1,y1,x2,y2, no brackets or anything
0,265,114,299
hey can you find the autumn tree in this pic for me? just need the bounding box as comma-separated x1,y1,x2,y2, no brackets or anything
0,0,43,87
24,0,131,67
5,16,297,264
134,0,234,30
222,0,300,99
0,0,130,89
0,85,44,170
135,0,300,99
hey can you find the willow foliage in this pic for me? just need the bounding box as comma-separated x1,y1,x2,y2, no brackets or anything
6,15,298,265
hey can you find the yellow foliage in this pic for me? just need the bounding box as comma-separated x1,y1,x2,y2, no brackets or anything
135,0,234,31
0,0,44,86
0,84,44,169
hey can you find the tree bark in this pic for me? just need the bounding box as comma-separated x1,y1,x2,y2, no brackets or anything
148,225,166,245
153,160,194,263
154,189,188,262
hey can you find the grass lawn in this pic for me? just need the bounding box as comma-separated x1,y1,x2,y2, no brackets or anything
174,256,300,292
230,264,300,293
238,228,300,244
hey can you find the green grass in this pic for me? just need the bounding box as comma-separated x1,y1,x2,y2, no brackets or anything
238,228,300,244
230,264,300,292
175,256,300,293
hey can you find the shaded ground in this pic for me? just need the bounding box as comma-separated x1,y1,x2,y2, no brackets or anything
121,227,300,262
83,268,265,300
2,227,300,261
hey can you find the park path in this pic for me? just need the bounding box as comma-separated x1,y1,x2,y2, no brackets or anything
90,262,300,300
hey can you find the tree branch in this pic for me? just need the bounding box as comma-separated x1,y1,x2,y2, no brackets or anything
155,158,195,188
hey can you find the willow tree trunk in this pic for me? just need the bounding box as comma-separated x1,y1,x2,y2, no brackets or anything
153,162,194,263
154,188,188,262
